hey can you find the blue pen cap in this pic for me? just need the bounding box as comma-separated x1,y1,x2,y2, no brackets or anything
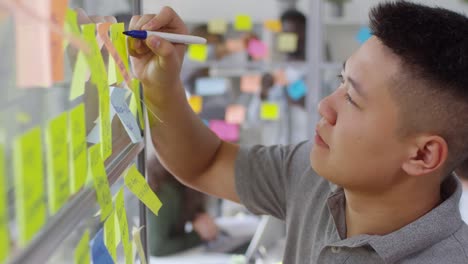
123,30,148,39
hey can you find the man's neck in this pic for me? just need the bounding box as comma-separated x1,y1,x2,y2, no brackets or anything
344,181,441,238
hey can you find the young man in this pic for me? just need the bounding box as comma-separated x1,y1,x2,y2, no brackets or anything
128,1,468,263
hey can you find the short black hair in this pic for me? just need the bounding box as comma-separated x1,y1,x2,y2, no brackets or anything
280,9,306,27
369,1,468,173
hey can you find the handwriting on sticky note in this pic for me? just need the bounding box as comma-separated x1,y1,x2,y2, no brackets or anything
50,0,68,82
0,140,8,263
208,19,227,34
69,104,87,194
110,23,130,84
188,96,203,114
247,39,268,60
277,33,298,53
111,87,142,143
225,104,246,125
260,102,280,120
104,210,117,262
188,44,208,62
69,51,89,101
13,127,46,246
234,14,252,31
116,188,133,264
264,19,282,32
287,79,307,101
132,226,147,264
98,81,112,160
46,111,70,215
125,165,162,215
209,120,240,142
89,144,113,221
90,228,114,264
196,77,229,96
75,230,91,264
241,74,261,93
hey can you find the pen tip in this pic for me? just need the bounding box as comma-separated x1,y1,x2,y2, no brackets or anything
122,31,130,36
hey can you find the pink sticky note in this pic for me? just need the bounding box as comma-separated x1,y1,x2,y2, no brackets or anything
209,120,239,142
50,0,68,83
241,74,261,93
225,105,246,124
226,39,245,53
247,39,268,60
16,0,52,88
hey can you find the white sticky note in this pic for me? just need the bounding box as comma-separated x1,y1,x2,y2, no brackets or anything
195,77,229,96
110,87,142,143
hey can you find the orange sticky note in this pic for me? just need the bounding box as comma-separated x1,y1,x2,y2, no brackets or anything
225,105,246,124
241,74,261,93
277,33,298,53
226,39,245,53
234,14,252,31
264,19,282,32
208,19,227,34
260,102,280,120
274,69,288,86
50,0,68,82
188,44,208,62
188,96,203,114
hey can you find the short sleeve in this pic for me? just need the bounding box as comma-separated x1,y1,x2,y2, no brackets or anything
234,141,312,220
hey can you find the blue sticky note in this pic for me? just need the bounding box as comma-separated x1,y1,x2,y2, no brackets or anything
287,80,307,101
356,27,372,44
195,78,229,96
110,87,142,143
90,228,114,264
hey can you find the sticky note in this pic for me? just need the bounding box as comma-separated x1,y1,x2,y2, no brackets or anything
65,9,80,36
69,104,87,193
75,230,91,264
240,74,261,93
132,226,147,264
116,188,133,264
225,104,246,124
69,51,89,101
209,120,239,142
108,56,117,85
260,102,280,120
188,96,203,114
277,33,298,53
226,39,245,53
13,127,46,246
51,0,68,82
15,0,52,88
110,23,130,84
114,210,121,246
111,87,142,143
274,69,288,86
287,79,307,100
0,138,8,263
98,83,112,160
46,111,70,215
247,39,268,60
285,67,302,83
234,15,252,31
104,210,117,262
264,19,282,32
208,19,227,34
195,77,229,96
89,144,113,221
131,78,145,130
90,228,114,264
188,44,208,62
124,164,162,216
356,26,372,44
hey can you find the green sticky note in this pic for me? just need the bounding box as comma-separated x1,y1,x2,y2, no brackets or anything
125,165,162,215
46,112,70,215
0,138,9,263
188,44,208,62
63,9,81,50
116,188,132,264
97,81,112,160
69,52,89,101
104,210,117,261
82,24,108,87
234,15,252,31
110,23,130,84
131,79,144,130
89,144,113,221
108,56,117,85
129,94,137,118
260,102,280,120
13,127,46,246
114,209,121,246
69,104,87,193
75,229,91,264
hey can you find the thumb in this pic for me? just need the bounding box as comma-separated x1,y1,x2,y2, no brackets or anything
145,36,180,71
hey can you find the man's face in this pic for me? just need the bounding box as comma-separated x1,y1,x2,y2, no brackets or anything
311,37,409,193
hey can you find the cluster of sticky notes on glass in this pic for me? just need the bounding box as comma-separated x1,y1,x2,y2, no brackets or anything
116,188,133,264
111,87,142,143
209,120,240,142
240,74,261,93
225,104,246,125
287,80,307,101
46,111,70,215
124,164,162,216
75,230,91,264
0,135,8,263
234,14,253,31
196,77,229,96
208,19,228,34
13,127,46,246
89,144,113,221
277,33,298,53
261,102,280,120
356,26,372,44
264,19,282,32
90,228,114,264
188,96,203,114
247,39,268,60
110,23,130,85
69,104,88,193
188,44,208,62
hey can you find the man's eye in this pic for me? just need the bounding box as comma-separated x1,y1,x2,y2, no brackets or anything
337,74,344,84
345,93,358,107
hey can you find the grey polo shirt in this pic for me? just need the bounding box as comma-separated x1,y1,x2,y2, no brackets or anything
235,141,468,263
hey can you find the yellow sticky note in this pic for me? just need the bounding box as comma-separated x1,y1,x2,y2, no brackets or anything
114,210,121,246
129,94,137,117
0,138,8,263
260,102,280,120
75,230,91,264
188,44,208,62
13,127,46,246
188,96,203,114
234,15,252,31
104,210,117,262
46,112,70,215
89,144,113,221
132,226,147,264
108,56,117,85
116,188,133,264
82,24,108,86
131,79,145,130
69,51,89,101
264,19,282,32
110,23,130,84
69,104,87,193
208,19,227,34
277,33,298,53
63,9,81,49
124,165,162,215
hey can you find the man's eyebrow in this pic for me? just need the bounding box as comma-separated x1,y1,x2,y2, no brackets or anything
342,60,367,99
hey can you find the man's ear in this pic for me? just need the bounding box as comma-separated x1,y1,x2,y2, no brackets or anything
401,135,448,176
